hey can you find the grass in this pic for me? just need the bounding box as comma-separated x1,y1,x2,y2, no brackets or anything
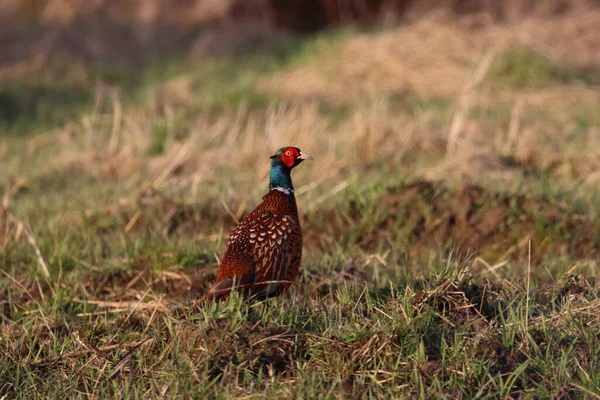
489,46,600,88
1,261,599,398
0,26,353,138
2,13,600,399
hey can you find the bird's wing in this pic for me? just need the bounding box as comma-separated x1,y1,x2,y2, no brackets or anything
248,211,297,300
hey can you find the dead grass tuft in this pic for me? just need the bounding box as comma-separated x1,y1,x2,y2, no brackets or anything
510,6,600,68
260,9,600,106
259,16,497,103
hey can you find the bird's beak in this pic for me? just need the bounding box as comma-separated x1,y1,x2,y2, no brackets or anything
298,151,313,161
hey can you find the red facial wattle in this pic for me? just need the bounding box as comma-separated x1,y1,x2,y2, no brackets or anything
281,147,299,167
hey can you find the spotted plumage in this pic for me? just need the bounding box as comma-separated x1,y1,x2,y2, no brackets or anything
206,146,312,301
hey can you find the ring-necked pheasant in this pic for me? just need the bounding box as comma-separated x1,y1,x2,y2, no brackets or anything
206,146,312,301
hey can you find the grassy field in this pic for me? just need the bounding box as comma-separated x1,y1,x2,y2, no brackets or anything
1,9,600,399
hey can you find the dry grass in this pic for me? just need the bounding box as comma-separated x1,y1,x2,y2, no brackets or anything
260,16,496,101
511,6,600,68
0,0,236,26
258,11,600,187
39,79,598,199
1,8,600,398
1,254,599,398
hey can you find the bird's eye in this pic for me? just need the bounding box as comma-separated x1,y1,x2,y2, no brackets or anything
285,150,292,156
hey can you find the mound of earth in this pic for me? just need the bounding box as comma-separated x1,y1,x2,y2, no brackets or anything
305,181,599,261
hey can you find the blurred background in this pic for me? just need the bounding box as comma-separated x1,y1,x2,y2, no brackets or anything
1,0,599,284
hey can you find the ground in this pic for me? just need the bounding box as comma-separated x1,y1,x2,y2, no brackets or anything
1,5,600,399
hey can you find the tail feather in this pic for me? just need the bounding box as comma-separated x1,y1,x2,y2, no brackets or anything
205,265,256,301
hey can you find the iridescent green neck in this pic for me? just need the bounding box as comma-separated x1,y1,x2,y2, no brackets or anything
269,162,294,194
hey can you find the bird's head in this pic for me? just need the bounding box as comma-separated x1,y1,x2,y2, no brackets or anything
270,146,313,169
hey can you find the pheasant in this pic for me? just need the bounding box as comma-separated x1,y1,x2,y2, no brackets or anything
206,146,312,301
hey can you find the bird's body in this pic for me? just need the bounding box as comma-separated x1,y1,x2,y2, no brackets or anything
206,147,311,301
